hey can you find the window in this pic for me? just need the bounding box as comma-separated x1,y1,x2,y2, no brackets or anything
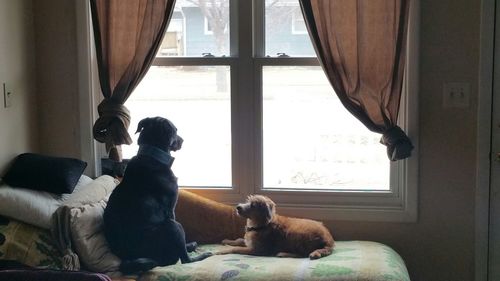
113,0,418,222
204,17,213,35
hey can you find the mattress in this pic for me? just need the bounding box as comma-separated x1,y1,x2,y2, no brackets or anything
138,241,410,281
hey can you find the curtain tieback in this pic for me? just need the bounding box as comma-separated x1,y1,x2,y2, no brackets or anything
93,99,132,152
380,126,414,161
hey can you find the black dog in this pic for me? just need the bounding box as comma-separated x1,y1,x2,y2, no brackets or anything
103,117,212,274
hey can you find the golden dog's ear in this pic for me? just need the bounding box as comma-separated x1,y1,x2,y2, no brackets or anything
263,196,276,223
265,201,275,223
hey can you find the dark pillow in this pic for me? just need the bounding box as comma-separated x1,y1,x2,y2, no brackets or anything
2,153,87,194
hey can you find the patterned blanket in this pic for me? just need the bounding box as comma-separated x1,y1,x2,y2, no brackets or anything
0,216,62,269
139,241,410,281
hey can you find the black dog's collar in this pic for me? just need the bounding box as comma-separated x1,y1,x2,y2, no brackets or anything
138,144,174,167
246,225,268,232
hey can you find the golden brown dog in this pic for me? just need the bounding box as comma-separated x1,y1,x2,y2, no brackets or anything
217,195,334,259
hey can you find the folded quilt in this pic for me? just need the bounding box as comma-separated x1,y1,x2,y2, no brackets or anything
51,202,121,274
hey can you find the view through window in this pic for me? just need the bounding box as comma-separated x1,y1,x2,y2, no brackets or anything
123,0,390,191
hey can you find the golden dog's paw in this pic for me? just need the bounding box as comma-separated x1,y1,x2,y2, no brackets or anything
221,239,232,245
309,251,322,260
214,250,229,255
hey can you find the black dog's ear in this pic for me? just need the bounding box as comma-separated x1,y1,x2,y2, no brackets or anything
135,118,152,134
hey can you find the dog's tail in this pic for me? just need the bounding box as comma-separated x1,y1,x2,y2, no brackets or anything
119,258,158,275
309,246,334,260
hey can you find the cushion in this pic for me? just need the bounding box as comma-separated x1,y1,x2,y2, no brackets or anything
0,175,116,229
0,216,64,269
2,153,87,194
63,175,118,206
139,241,410,281
176,190,245,244
56,201,121,273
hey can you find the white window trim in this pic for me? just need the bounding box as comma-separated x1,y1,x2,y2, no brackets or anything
204,17,214,35
76,0,102,177
291,8,307,35
77,0,419,223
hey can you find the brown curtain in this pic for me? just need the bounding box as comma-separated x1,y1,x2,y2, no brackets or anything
90,0,176,161
299,0,413,161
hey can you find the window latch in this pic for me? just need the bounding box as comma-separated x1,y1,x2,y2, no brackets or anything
202,52,215,58
277,53,290,58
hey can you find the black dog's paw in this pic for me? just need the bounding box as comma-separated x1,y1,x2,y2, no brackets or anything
203,252,213,258
186,241,198,252
119,258,158,275
190,252,213,262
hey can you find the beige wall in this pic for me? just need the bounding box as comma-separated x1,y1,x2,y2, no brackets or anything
324,0,480,280
29,0,481,280
0,0,38,174
33,0,81,159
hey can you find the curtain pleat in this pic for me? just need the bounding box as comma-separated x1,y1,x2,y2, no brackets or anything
90,0,176,161
299,0,413,161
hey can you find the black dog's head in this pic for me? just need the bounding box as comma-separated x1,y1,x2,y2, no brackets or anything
135,117,183,152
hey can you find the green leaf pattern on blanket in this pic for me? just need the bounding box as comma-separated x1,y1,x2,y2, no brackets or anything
221,269,239,280
35,232,63,269
158,273,192,281
0,234,5,257
382,246,410,281
311,263,354,277
0,218,64,269
0,217,10,258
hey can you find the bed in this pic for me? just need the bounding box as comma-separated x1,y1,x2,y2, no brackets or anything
140,242,410,281
0,153,410,281
0,217,410,281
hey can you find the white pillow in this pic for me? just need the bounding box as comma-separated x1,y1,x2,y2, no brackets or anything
64,175,118,205
0,175,117,229
59,175,94,200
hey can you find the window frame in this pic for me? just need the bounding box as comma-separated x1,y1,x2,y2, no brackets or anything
203,16,214,35
79,0,419,222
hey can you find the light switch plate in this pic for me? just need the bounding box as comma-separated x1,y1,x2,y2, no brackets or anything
443,82,470,108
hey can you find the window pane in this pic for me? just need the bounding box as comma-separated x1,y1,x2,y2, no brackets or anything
265,0,315,57
263,66,390,190
158,0,229,57
124,66,231,187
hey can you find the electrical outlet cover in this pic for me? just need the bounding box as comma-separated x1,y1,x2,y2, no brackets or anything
443,82,470,108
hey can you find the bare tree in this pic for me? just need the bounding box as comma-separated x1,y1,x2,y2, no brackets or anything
186,0,228,91
187,0,298,53
187,0,229,55
186,0,299,90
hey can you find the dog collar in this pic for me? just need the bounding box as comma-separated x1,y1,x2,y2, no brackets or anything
246,225,268,232
138,144,174,167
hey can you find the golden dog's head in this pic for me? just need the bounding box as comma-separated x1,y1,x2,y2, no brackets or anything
236,195,276,225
